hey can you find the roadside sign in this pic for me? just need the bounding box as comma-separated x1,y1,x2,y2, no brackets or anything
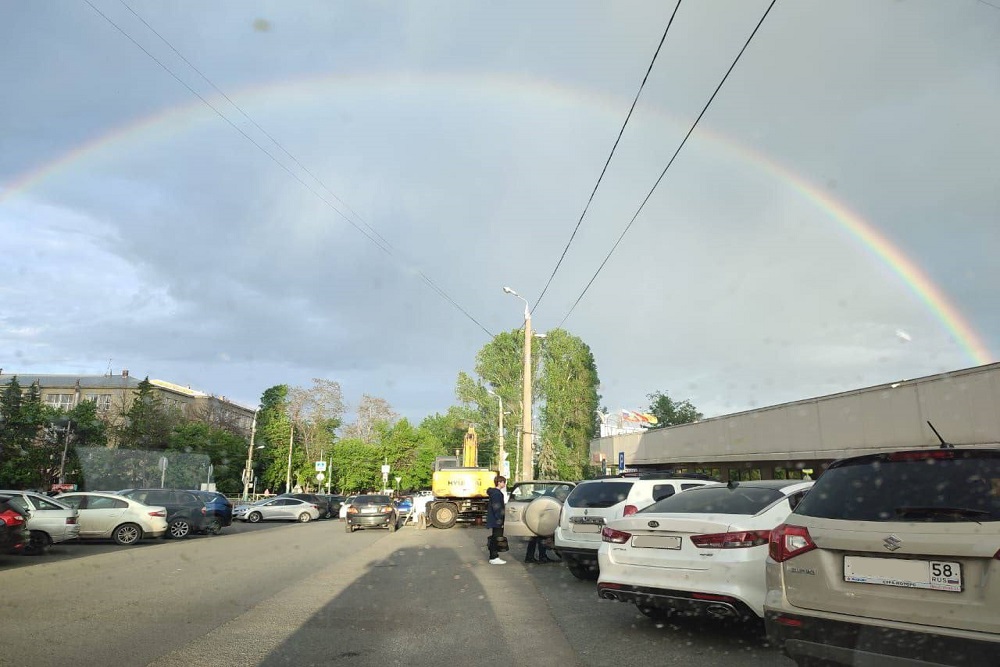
316,472,325,482
618,452,625,472
315,461,327,472
381,464,390,474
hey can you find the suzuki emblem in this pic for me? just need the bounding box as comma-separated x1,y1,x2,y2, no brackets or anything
647,520,660,528
584,509,588,516
883,534,902,552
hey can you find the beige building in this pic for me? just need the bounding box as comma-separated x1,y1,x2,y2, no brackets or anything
0,369,255,436
591,362,1000,482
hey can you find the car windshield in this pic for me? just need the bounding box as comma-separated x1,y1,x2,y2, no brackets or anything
354,496,391,505
565,482,634,509
644,485,785,515
794,452,1000,522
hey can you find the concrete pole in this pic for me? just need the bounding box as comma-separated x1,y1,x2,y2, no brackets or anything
521,310,533,482
285,423,294,493
497,395,505,476
242,410,258,501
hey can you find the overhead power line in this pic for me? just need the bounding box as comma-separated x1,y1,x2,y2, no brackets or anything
532,0,684,314
82,0,493,337
558,0,778,329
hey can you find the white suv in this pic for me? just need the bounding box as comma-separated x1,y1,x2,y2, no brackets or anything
554,474,717,580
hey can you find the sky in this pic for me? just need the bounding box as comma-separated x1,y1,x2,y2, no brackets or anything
2,0,998,425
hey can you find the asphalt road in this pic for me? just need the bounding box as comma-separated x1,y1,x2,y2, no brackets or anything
1,520,793,667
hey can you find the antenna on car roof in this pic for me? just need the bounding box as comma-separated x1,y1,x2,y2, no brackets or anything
926,421,954,449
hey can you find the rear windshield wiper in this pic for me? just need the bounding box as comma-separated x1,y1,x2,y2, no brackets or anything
894,506,991,522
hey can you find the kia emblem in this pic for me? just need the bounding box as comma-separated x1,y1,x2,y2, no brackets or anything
648,520,660,528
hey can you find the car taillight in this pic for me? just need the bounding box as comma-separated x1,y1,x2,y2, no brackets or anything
380,506,393,513
769,524,817,562
623,505,638,516
201,507,207,515
66,516,77,525
601,526,632,544
149,510,166,517
887,450,955,461
0,509,25,527
690,530,771,549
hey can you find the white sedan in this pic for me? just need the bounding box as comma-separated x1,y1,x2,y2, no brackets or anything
597,480,812,623
0,489,80,554
55,492,168,544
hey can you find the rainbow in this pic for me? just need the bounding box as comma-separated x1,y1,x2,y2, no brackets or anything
0,70,992,364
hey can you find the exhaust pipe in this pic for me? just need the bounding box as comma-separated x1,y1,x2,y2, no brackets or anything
598,589,620,601
704,603,737,619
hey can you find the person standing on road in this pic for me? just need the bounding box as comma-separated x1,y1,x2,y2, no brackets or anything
525,535,558,563
413,493,431,530
487,475,507,565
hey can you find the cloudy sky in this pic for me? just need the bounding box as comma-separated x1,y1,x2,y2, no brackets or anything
2,0,998,423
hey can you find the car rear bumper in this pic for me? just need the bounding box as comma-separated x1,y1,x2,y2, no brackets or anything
765,611,1000,667
348,515,394,527
553,545,598,562
598,582,758,620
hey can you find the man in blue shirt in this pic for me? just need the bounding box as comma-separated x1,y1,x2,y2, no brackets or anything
486,475,507,565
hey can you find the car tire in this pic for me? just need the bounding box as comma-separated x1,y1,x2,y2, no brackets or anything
247,512,262,523
429,502,458,529
25,531,51,556
113,523,143,546
168,519,192,539
565,557,599,581
206,519,223,535
298,512,312,523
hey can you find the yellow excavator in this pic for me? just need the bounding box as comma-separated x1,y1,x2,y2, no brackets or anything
428,426,496,529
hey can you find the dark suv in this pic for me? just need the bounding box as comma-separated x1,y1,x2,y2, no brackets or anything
280,493,334,519
192,490,233,534
119,489,209,539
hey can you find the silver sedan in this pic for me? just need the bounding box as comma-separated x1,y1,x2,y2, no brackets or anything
0,490,80,555
233,497,320,523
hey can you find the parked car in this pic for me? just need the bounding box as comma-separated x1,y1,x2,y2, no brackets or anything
504,481,577,538
597,479,813,623
117,489,209,539
234,496,320,523
318,494,346,518
55,491,168,544
192,490,233,534
0,489,80,555
554,474,718,579
765,447,1000,666
0,494,30,554
345,494,398,532
339,496,358,520
279,493,333,519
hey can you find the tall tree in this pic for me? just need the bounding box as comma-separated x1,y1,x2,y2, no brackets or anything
287,378,344,468
256,384,294,493
537,329,601,480
115,377,179,450
341,394,397,444
646,390,703,428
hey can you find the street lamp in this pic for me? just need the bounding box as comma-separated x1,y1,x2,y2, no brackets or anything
503,286,535,482
487,389,508,477
53,417,74,486
242,410,262,501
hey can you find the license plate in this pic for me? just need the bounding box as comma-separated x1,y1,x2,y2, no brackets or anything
631,535,682,550
572,524,601,533
844,556,962,592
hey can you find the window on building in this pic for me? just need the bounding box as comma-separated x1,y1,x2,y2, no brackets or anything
84,393,113,412
44,394,75,410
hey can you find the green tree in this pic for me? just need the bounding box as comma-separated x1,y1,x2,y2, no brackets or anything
116,377,179,450
0,378,52,488
256,385,295,493
537,329,601,480
646,390,703,428
329,437,381,493
420,409,471,458
168,422,249,494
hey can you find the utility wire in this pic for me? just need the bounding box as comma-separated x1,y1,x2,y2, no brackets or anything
558,0,777,328
532,0,683,314
116,0,394,252
82,0,493,337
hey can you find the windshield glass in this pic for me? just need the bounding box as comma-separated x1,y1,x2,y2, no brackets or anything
354,495,391,505
644,485,785,515
566,482,633,509
795,452,1000,522
509,482,575,502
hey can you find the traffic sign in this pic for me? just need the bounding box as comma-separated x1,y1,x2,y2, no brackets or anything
381,464,390,474
316,472,325,482
618,451,625,472
315,461,327,472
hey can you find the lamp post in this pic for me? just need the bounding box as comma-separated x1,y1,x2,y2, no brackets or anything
503,286,535,482
242,410,258,501
487,389,506,477
55,418,74,485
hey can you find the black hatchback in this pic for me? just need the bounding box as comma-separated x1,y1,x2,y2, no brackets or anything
119,489,209,539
